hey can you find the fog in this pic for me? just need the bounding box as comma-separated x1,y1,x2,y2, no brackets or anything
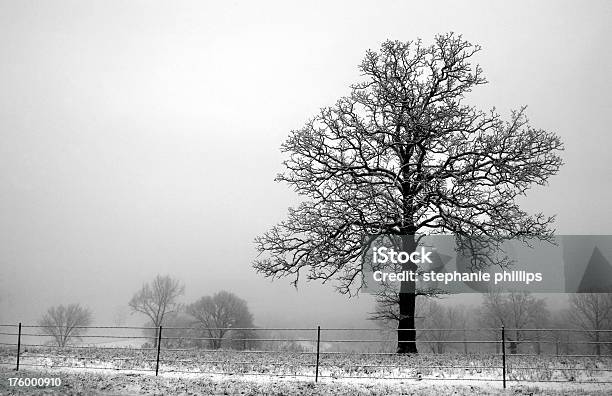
1,0,611,327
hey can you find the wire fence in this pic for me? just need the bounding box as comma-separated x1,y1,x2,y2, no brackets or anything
1,324,611,389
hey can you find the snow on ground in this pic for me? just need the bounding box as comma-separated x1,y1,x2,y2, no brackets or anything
1,365,611,395
1,347,611,395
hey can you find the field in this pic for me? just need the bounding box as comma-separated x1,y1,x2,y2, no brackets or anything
2,367,610,396
1,346,611,395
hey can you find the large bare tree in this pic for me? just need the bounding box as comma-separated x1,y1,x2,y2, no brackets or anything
129,274,184,346
254,33,563,353
38,304,92,347
187,291,254,349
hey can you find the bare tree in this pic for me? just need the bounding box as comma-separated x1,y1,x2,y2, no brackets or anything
421,301,472,354
418,299,453,353
129,274,184,346
38,304,92,347
550,309,575,355
254,33,563,353
480,290,549,354
187,291,254,349
568,293,612,356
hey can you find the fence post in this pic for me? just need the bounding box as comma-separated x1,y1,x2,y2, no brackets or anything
16,322,21,371
501,325,506,389
155,326,162,376
315,325,321,382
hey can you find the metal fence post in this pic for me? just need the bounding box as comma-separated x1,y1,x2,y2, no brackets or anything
315,325,321,382
501,325,506,389
16,322,21,371
155,326,162,376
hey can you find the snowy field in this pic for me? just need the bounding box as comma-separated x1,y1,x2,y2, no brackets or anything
1,347,611,395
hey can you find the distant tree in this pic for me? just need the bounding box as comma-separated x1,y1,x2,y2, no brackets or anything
129,274,185,346
480,290,549,354
187,291,254,349
38,304,92,347
550,308,575,355
420,300,468,354
568,293,612,356
254,33,564,354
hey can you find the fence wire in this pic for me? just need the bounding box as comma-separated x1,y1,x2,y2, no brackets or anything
1,324,611,388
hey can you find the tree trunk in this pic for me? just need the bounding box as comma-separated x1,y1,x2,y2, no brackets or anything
397,235,418,354
397,287,417,353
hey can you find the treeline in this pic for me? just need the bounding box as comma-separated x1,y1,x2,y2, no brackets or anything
33,277,612,355
372,291,612,355
35,274,260,350
33,274,317,352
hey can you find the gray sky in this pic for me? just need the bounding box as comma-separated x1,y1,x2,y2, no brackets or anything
1,0,611,326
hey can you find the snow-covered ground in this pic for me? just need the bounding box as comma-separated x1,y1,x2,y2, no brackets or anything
1,347,611,395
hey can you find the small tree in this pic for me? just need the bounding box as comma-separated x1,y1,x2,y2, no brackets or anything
38,304,92,347
129,274,185,346
187,291,254,349
419,300,465,354
480,290,549,354
568,293,612,356
550,309,575,355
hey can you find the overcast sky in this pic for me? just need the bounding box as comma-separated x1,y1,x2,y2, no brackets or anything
1,0,611,327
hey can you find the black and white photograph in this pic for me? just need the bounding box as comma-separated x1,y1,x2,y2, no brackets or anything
1,1,611,395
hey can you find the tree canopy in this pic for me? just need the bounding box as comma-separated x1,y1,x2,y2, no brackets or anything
38,303,92,347
187,290,254,349
255,34,563,293
129,274,184,328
